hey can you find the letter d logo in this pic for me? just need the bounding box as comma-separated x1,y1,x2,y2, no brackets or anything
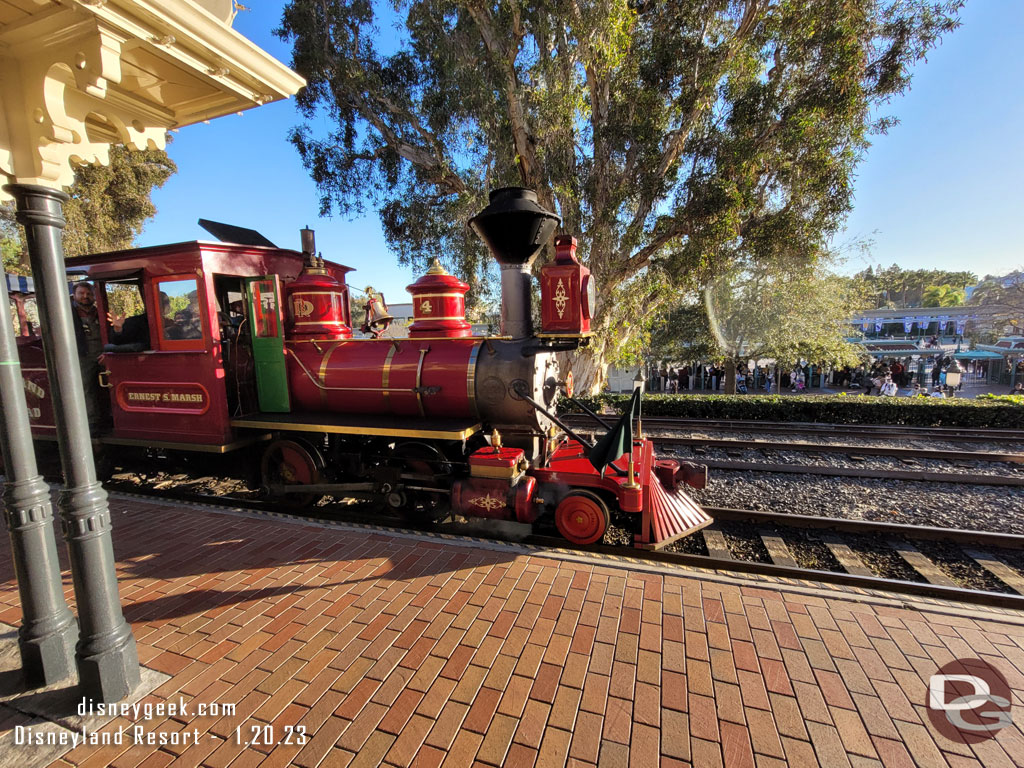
927,659,1013,744
929,674,990,711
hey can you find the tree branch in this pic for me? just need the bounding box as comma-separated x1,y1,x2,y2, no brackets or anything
620,221,692,279
622,1,766,250
466,2,544,199
350,91,467,194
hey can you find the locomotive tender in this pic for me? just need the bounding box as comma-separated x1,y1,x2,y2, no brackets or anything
16,188,710,548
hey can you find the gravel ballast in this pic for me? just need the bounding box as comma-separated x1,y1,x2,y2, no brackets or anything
691,471,1024,533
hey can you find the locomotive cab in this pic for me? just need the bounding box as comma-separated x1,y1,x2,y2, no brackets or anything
25,240,344,451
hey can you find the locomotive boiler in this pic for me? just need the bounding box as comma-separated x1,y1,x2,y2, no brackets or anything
14,187,711,548
279,188,575,458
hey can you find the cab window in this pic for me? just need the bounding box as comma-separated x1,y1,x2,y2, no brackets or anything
101,277,150,350
154,277,205,350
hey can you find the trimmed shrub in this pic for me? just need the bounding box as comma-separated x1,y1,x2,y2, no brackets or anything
977,394,1024,406
559,393,1024,429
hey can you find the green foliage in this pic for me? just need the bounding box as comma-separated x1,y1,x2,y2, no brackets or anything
562,393,1024,429
1,237,22,275
2,144,176,266
921,283,965,307
977,393,1024,406
652,255,868,371
167,295,189,315
105,283,145,320
968,272,1024,335
62,144,177,258
854,265,976,309
1,203,27,275
278,0,962,389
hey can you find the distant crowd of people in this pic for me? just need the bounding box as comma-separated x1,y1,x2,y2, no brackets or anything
650,356,1014,398
839,359,959,398
655,364,813,394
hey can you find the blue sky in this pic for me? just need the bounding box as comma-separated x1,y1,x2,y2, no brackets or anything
138,1,1023,298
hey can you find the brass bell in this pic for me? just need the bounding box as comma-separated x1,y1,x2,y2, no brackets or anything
361,291,394,337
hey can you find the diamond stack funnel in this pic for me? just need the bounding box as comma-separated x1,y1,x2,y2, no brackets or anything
469,187,560,338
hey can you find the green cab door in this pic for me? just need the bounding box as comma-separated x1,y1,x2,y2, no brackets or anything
245,275,291,413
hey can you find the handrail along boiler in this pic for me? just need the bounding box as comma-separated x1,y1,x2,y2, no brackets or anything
12,188,710,548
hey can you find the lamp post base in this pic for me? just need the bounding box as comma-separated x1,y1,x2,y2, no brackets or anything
77,633,140,703
18,626,79,688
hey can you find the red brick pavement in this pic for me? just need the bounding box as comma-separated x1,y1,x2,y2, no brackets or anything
1,496,1024,767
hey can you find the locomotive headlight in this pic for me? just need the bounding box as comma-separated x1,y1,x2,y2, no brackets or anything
583,275,597,320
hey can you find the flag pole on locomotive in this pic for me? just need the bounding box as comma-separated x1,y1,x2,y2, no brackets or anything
588,386,643,489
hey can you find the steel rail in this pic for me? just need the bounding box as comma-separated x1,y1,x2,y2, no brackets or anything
693,459,1024,486
568,429,1024,484
523,534,1024,610
642,436,1024,464
701,506,1024,549
562,415,1024,443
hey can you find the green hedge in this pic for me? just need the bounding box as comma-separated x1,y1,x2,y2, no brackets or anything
977,393,1024,406
559,393,1024,429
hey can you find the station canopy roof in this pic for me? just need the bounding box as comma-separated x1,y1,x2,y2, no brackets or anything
977,337,1024,356
1,0,305,195
954,350,1004,360
851,306,978,324
861,341,920,352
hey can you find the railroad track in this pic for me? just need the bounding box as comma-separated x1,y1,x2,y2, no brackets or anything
106,483,1024,611
646,435,1024,464
563,425,1024,486
542,507,1024,609
675,457,1024,487
563,415,1024,445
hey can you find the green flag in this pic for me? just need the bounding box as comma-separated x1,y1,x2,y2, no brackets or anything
588,387,641,475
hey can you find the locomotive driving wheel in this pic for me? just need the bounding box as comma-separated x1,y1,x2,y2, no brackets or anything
261,439,324,507
555,490,610,545
386,441,451,522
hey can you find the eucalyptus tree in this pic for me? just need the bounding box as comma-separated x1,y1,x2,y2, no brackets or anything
61,144,177,258
1,144,176,265
279,0,962,390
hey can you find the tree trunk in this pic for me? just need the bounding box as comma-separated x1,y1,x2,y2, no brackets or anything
724,358,737,395
559,347,607,395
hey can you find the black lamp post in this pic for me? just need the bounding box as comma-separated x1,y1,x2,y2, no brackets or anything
4,183,139,702
633,368,646,436
0,270,78,687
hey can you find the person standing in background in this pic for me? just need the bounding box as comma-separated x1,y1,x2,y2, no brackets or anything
70,282,107,431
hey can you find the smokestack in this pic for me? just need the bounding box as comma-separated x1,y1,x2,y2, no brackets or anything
468,188,560,338
300,226,315,259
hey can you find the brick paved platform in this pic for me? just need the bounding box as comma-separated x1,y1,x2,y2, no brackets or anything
1,494,1024,768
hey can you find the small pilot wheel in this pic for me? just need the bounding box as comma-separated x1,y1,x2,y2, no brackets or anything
261,439,323,506
555,491,610,545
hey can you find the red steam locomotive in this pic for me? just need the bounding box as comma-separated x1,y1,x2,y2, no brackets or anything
16,188,710,548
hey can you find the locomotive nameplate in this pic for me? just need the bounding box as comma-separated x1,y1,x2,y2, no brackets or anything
21,368,54,428
116,381,211,415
